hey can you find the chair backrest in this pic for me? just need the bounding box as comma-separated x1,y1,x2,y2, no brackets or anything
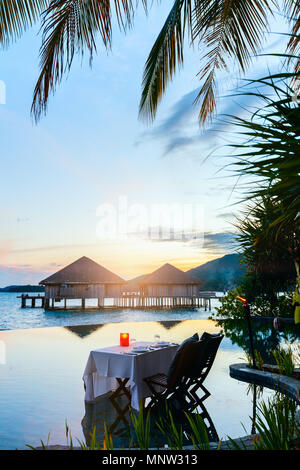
167,333,223,388
186,333,223,381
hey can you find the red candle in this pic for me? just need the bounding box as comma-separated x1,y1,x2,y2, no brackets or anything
120,333,129,347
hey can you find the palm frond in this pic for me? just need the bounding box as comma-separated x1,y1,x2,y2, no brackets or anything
31,0,148,121
0,0,49,46
192,0,274,124
284,1,300,60
228,48,300,229
139,0,192,122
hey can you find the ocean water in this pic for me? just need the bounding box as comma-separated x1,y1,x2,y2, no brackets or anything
0,292,222,330
0,319,276,449
1,293,298,450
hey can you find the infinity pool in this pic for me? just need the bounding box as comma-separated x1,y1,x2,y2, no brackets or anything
1,317,298,450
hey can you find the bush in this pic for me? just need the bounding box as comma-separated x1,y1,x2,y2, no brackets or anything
213,288,294,320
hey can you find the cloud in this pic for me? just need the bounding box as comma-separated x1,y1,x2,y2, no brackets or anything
139,63,280,156
186,231,238,254
0,265,44,287
11,243,97,254
216,211,235,219
0,240,12,261
202,231,237,252
124,226,237,254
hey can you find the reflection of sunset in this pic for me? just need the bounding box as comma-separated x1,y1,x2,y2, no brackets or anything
0,319,264,450
0,319,222,355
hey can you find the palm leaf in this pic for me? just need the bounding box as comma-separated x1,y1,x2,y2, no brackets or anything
31,0,148,121
284,1,300,61
227,48,300,230
192,0,274,123
139,0,192,122
0,0,49,46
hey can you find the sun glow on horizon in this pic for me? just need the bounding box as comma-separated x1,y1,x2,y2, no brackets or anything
0,235,226,285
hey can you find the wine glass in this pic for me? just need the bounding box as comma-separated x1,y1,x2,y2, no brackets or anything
154,334,160,345
130,337,136,347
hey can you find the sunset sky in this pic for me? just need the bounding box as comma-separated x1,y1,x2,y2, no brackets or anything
0,2,289,285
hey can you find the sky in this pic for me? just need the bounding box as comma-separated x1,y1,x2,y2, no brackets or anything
0,1,291,285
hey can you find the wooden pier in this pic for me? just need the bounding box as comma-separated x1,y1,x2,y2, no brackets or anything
18,293,216,311
18,294,45,308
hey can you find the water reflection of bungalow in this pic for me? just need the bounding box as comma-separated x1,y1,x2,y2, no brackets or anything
40,256,125,310
64,324,104,338
158,321,182,330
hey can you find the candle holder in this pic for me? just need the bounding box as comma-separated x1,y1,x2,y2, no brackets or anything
120,333,129,347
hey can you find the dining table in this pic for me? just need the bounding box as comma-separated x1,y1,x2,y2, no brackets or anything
83,341,178,429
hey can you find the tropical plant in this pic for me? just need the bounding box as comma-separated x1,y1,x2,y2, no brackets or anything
228,42,300,322
130,404,151,449
0,0,49,46
234,197,297,310
30,395,300,451
184,411,213,450
214,286,245,319
229,50,300,229
156,408,185,450
229,396,300,450
213,287,294,320
272,346,295,377
1,1,300,123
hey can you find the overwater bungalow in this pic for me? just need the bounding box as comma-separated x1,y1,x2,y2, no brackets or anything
39,256,125,309
139,263,202,297
29,258,212,310
123,263,205,308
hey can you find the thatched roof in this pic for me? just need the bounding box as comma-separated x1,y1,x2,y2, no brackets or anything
40,256,125,285
139,263,203,285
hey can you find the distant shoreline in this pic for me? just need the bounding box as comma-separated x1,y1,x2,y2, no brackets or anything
0,285,45,293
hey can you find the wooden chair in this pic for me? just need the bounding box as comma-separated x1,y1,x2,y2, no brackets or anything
143,333,223,438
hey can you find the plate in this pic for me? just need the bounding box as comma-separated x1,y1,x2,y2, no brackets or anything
132,347,149,352
156,341,169,346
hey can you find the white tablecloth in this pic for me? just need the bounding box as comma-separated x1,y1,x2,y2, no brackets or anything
83,342,178,410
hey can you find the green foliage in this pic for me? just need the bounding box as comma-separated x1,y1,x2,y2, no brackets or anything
130,403,151,450
213,287,294,319
241,350,264,370
234,198,297,305
272,347,295,377
229,44,300,229
0,0,49,46
214,287,245,319
184,412,212,450
2,1,299,124
254,350,264,370
26,432,50,450
156,408,185,450
228,395,300,450
229,42,300,317
251,397,299,450
29,394,300,451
